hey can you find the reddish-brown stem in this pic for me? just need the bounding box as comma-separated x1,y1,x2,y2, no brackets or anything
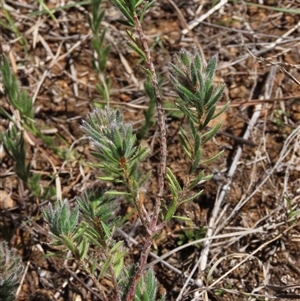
124,237,152,301
124,14,167,301
133,14,166,227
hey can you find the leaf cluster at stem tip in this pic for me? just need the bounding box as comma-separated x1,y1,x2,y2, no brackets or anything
169,48,229,131
162,49,229,221
109,0,156,26
81,108,150,189
0,241,24,301
168,49,229,174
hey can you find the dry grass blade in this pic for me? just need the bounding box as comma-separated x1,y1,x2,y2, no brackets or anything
182,0,228,35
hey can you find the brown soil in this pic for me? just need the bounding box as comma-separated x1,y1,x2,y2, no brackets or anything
1,0,300,300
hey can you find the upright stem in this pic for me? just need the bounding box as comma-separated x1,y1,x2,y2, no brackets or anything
133,14,167,228
124,238,152,301
124,14,167,301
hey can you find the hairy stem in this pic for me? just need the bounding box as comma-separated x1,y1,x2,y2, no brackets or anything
133,13,166,227
123,14,167,301
124,237,152,301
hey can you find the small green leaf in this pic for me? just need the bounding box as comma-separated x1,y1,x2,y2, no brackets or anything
60,235,77,256
113,255,124,279
91,258,98,275
36,0,58,22
112,249,126,279
100,221,111,238
190,62,198,87
205,55,217,81
179,127,192,148
194,52,202,70
212,101,230,120
99,257,112,279
110,241,123,253
135,0,144,8
80,228,103,247
129,0,136,12
104,190,130,196
78,238,89,260
173,215,192,222
138,64,152,77
97,176,116,181
126,29,137,43
188,170,206,189
128,41,147,61
176,99,196,122
202,104,216,128
169,63,186,79
203,83,213,105
205,85,225,109
138,170,152,186
127,146,149,163
195,89,205,116
110,0,135,26
164,199,178,221
201,122,222,145
175,84,195,105
116,19,135,27
139,0,156,22
178,130,192,159
191,148,201,174
179,50,191,67
194,132,200,154
199,150,224,165
180,189,203,204
166,168,182,192
188,171,213,189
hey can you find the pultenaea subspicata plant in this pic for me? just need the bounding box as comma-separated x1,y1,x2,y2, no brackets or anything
0,54,57,199
43,1,229,301
0,241,24,301
88,0,111,105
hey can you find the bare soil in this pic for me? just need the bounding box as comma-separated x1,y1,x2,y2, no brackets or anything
1,0,300,300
